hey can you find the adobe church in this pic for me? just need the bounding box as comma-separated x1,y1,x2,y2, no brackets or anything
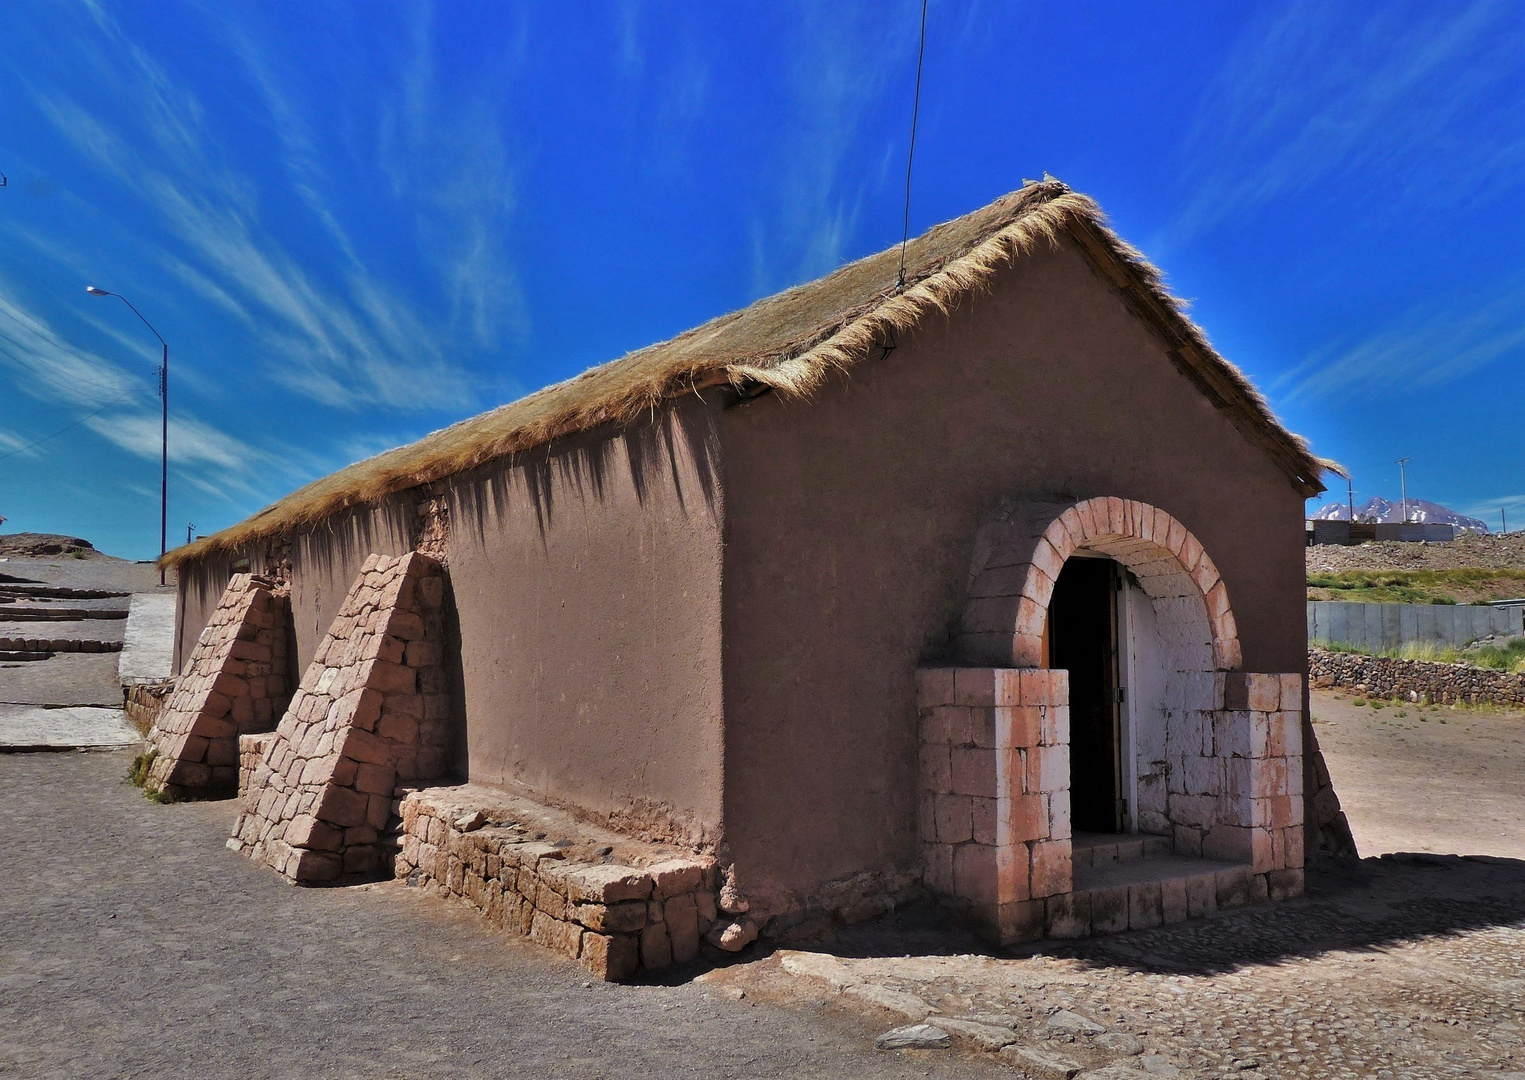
150,181,1350,978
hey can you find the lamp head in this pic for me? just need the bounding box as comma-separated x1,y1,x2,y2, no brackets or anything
85,286,111,296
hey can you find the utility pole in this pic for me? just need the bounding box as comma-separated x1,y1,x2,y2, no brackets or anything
187,522,195,545
1395,457,1411,524
87,286,168,582
1347,474,1355,524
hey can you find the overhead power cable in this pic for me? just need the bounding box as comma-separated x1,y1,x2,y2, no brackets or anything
0,387,137,460
0,310,152,389
0,337,134,399
896,0,930,290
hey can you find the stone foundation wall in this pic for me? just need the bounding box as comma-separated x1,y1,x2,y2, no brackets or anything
143,575,292,797
230,552,451,882
1309,646,1525,707
124,679,174,733
393,786,719,981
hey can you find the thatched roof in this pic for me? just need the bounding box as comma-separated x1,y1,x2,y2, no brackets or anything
164,181,1324,568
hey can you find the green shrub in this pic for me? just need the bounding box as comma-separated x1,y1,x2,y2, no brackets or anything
126,751,175,803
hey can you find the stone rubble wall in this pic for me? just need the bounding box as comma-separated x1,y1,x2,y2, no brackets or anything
229,552,451,883
413,493,450,562
238,731,276,801
143,574,292,798
392,786,720,982
1309,646,1525,707
123,679,175,732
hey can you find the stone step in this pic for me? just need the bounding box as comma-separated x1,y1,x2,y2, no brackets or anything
0,637,123,654
0,606,128,620
1071,830,1172,868
1071,852,1259,936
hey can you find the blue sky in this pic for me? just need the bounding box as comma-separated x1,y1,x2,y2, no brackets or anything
0,1,1521,558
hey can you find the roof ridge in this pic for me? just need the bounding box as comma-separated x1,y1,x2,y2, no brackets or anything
164,184,1321,567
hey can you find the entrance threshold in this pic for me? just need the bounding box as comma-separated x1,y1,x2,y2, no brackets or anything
1069,831,1255,935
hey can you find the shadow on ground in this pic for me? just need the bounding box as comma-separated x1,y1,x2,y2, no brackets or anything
768,853,1525,979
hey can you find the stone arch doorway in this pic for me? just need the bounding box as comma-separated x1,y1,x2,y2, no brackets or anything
956,495,1243,847
954,495,1240,676
916,496,1305,945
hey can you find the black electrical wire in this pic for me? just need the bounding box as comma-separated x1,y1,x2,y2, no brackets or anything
0,387,139,460
896,0,929,290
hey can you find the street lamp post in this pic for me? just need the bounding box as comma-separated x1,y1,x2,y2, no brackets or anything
86,286,168,584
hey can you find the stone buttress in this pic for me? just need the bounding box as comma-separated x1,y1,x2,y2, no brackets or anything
229,552,451,882
142,573,291,798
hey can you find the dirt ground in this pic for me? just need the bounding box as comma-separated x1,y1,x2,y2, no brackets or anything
1312,688,1525,859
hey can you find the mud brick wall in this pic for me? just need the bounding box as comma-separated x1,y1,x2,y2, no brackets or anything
917,667,1072,944
143,575,291,797
229,552,450,883
394,788,719,981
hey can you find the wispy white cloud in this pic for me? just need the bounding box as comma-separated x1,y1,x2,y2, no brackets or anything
1460,494,1525,527
0,293,143,407
1166,0,1523,247
749,2,921,296
22,2,523,413
1276,280,1525,401
0,427,41,460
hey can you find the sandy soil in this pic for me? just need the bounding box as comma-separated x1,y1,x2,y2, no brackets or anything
1312,687,1525,858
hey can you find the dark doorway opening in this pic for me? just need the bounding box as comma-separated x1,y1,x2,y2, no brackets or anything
1049,556,1122,834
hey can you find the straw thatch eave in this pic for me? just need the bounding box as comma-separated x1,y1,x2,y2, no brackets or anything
163,182,1324,569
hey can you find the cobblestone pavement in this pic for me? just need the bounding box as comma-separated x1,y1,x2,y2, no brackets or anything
0,750,1010,1080
713,855,1525,1079
0,652,127,707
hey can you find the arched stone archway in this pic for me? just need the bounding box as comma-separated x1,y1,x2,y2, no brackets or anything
916,496,1305,946
954,496,1240,673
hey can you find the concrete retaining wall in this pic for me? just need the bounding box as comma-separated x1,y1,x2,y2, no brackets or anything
1308,601,1524,652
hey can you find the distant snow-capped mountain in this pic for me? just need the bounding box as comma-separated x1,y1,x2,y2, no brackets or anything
1310,497,1489,533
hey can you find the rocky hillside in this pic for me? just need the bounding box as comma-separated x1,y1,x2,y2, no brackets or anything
1308,533,1525,574
0,533,97,559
